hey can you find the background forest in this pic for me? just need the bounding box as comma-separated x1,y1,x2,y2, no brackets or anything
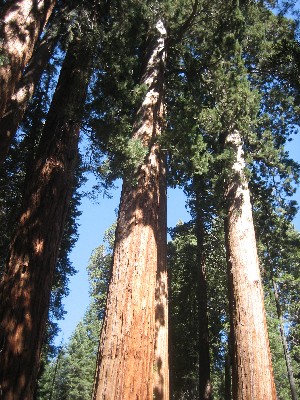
0,0,300,399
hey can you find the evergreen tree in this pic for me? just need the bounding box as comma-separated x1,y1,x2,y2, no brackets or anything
93,16,169,399
0,0,299,398
0,29,93,399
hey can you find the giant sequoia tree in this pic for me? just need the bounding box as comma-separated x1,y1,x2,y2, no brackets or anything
92,19,169,400
0,0,299,399
224,131,277,399
0,34,92,399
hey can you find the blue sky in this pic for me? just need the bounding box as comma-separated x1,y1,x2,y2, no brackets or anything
56,132,300,344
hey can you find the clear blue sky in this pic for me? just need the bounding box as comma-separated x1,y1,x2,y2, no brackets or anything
55,132,300,345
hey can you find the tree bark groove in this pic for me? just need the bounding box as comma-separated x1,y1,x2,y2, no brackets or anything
0,0,56,117
224,130,277,400
0,38,91,400
93,20,169,400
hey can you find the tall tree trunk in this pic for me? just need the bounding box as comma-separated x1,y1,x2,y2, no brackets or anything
272,279,299,400
0,0,56,117
0,5,65,165
224,130,277,400
194,178,212,400
0,38,91,400
93,20,169,400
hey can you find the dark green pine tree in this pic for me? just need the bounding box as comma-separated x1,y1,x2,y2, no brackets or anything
168,214,230,400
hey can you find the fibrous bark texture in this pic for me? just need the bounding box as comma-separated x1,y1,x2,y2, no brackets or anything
0,38,91,400
93,20,169,400
0,0,56,117
224,130,277,400
0,20,58,165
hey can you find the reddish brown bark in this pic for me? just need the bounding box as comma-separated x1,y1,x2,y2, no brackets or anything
224,131,277,400
0,39,91,400
93,20,169,400
0,14,59,165
0,0,56,117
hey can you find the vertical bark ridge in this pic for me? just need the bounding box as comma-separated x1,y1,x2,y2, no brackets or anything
0,24,58,165
0,0,56,117
0,38,92,400
93,20,169,400
224,130,277,400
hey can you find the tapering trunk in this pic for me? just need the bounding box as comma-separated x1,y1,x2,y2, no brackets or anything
272,279,299,400
0,13,60,165
93,20,169,400
0,38,91,400
224,130,277,400
194,179,212,400
0,0,56,117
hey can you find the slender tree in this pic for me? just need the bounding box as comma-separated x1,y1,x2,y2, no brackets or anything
272,278,299,400
0,0,56,117
194,180,212,400
0,34,92,399
93,19,169,400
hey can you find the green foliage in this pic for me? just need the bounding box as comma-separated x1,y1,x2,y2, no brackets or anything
2,0,300,397
168,215,229,399
37,225,114,399
265,291,292,400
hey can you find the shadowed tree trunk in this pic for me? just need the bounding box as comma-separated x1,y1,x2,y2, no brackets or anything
224,351,231,399
0,0,56,117
93,20,169,400
224,130,277,400
272,278,299,400
0,37,92,400
194,178,212,400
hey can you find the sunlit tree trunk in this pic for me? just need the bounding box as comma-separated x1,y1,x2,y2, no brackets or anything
0,8,63,165
224,130,277,400
0,38,91,400
93,20,169,400
0,0,56,117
